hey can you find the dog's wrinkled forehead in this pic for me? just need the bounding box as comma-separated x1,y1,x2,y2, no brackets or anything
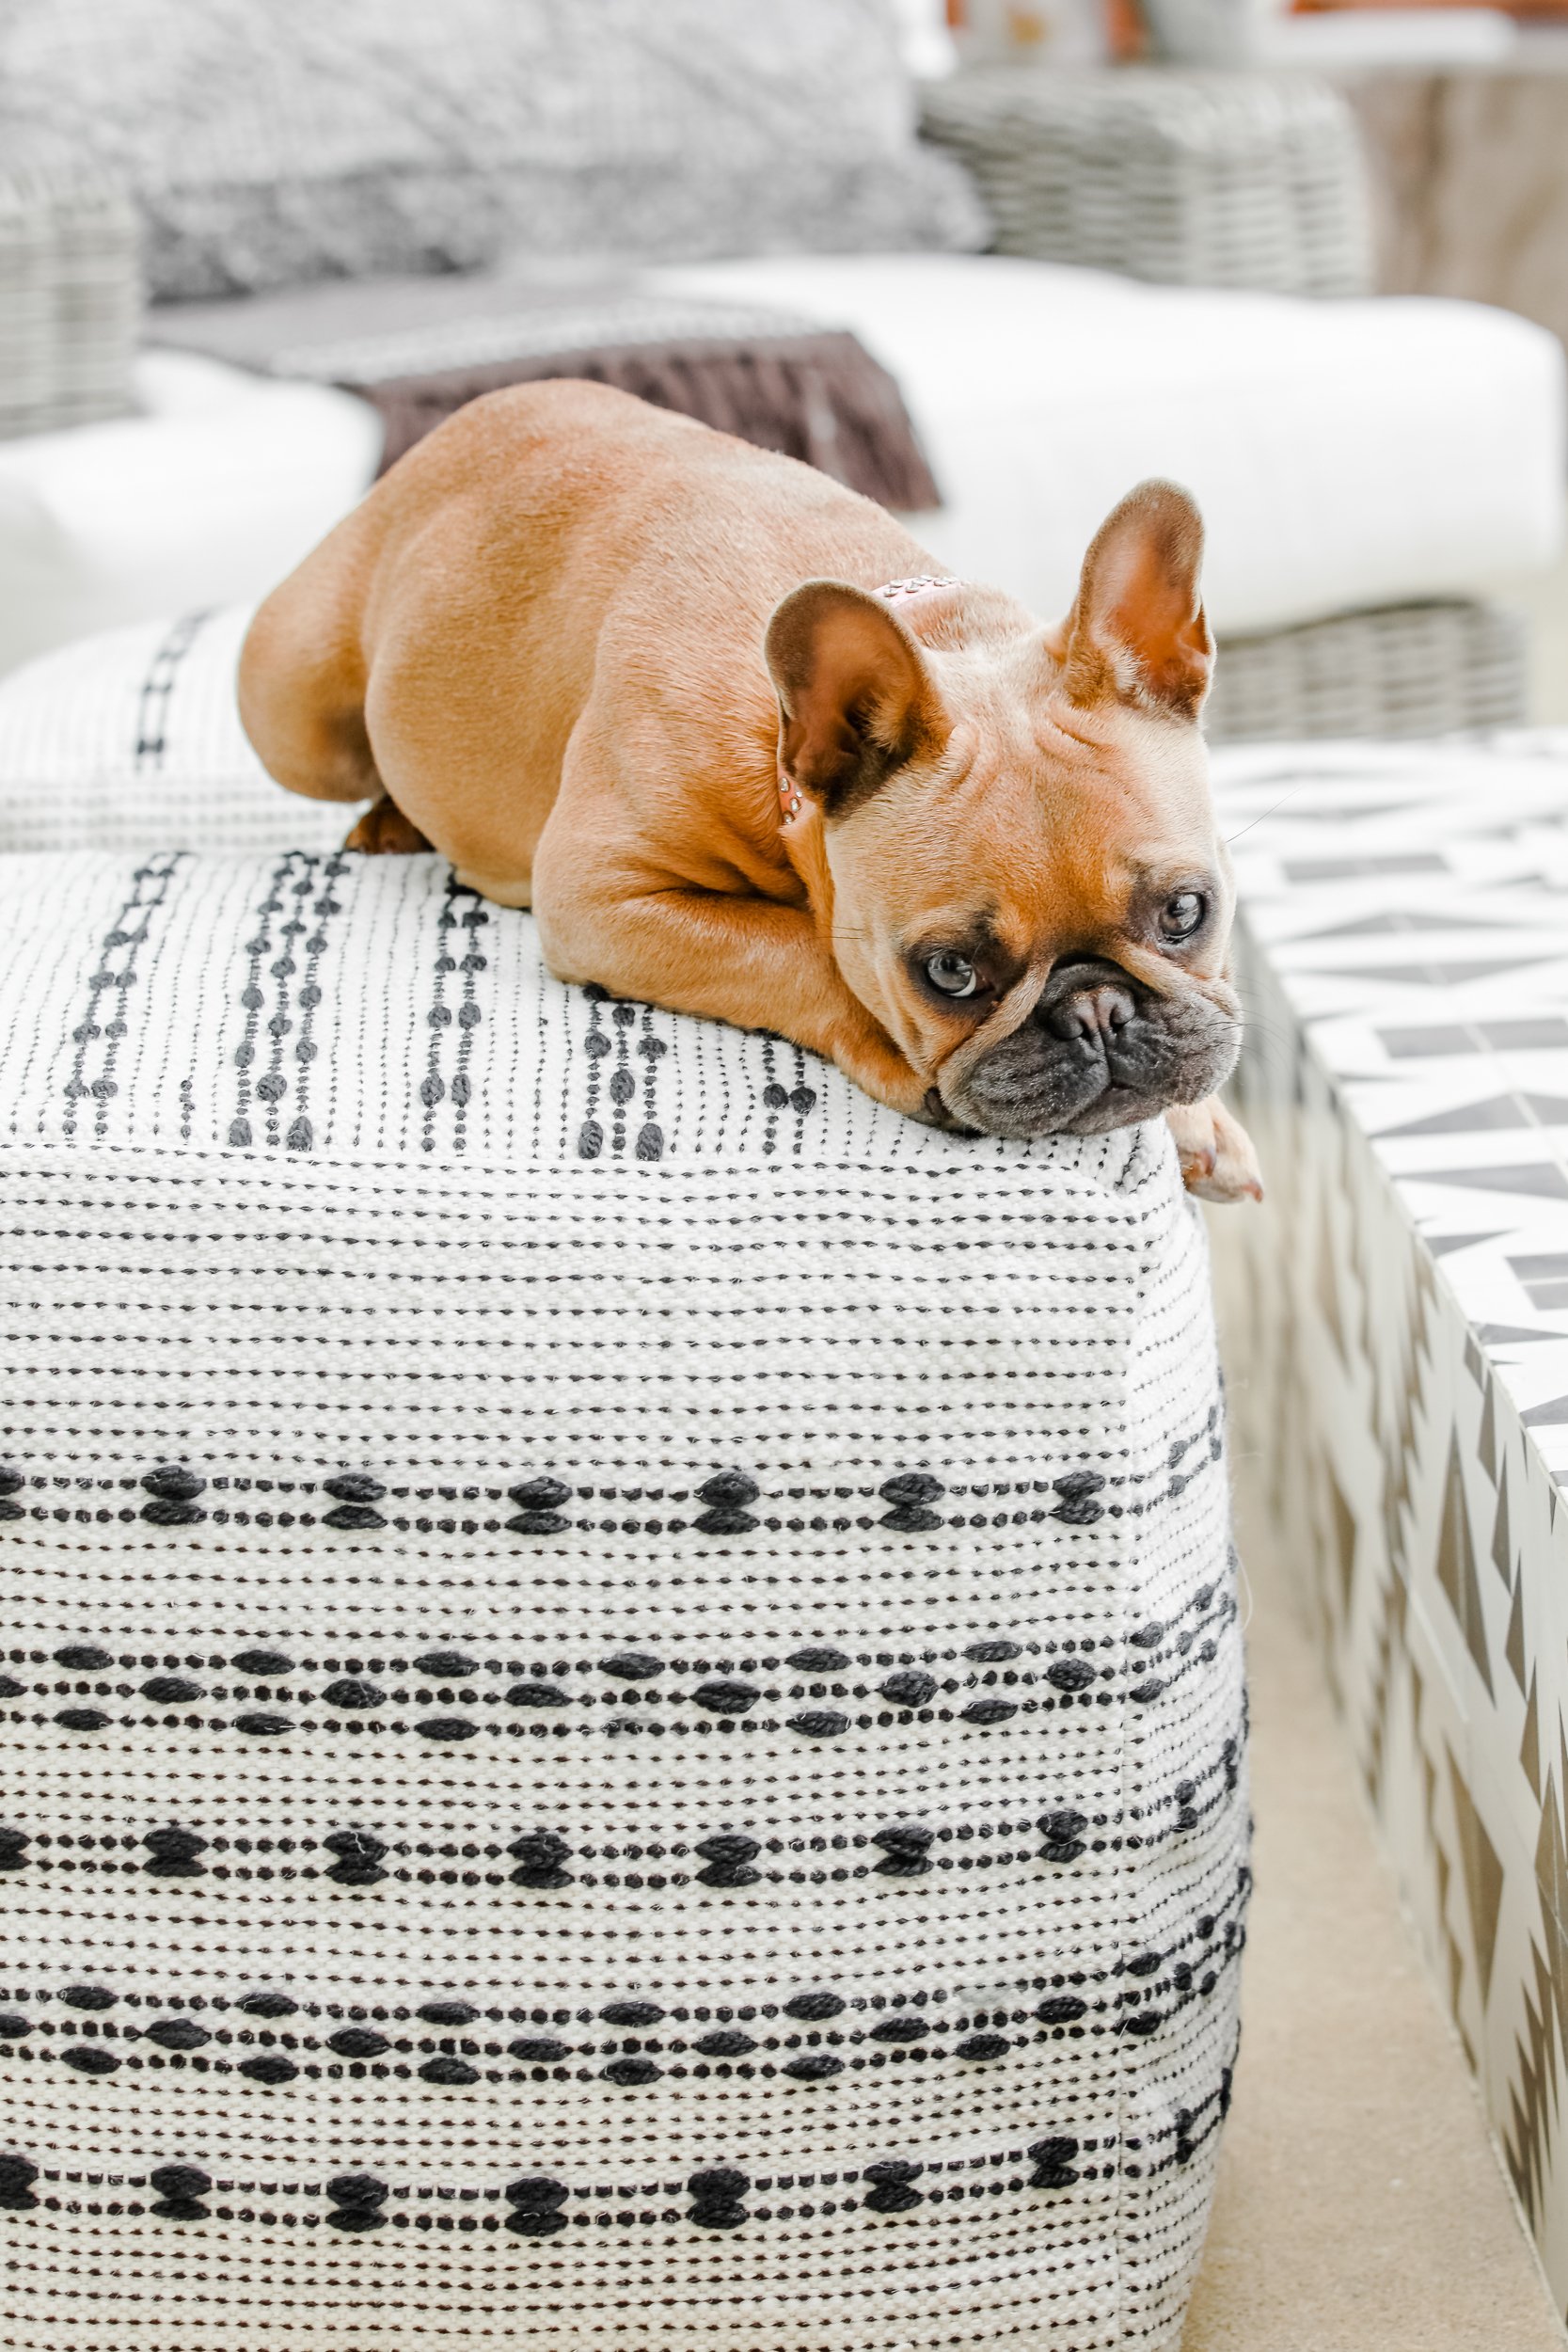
764,476,1216,850
835,674,1226,974
946,719,1210,907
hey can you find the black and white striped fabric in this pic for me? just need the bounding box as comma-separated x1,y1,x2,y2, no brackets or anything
0,613,1246,2350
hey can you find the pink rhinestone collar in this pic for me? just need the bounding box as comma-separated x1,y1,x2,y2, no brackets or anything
873,574,957,603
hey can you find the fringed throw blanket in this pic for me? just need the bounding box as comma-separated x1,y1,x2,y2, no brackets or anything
151,274,942,508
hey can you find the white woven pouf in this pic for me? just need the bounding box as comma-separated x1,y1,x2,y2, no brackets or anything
0,618,1247,2352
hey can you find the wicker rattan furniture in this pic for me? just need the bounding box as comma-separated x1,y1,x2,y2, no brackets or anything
1206,598,1528,742
915,65,1536,738
919,67,1374,299
0,165,139,440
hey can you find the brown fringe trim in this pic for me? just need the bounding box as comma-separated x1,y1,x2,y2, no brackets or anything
354,327,941,510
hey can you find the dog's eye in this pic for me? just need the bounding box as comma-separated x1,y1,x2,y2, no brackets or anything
926,951,978,998
1160,891,1208,944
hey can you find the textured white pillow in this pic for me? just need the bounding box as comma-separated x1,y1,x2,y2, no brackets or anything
0,605,363,855
0,0,986,300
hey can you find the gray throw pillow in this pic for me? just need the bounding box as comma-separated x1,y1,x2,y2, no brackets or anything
0,0,988,300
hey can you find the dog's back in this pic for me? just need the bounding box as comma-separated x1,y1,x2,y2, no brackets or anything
238,378,933,882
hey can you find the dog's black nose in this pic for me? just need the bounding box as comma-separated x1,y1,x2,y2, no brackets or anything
1042,981,1135,1046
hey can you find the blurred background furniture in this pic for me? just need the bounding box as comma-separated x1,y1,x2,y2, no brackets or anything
148,273,942,504
918,66,1373,294
0,349,382,675
0,0,987,304
1202,596,1529,739
0,165,140,440
1346,54,1568,361
652,246,1557,739
0,8,1560,743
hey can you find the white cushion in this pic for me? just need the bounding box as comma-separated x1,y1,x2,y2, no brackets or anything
650,253,1568,636
0,606,362,857
0,351,382,677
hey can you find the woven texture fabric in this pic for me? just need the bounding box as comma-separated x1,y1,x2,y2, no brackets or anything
0,0,986,304
350,326,942,503
0,618,1245,2349
920,66,1372,299
0,610,359,859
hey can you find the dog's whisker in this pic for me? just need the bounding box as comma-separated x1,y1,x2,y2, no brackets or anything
1221,778,1315,843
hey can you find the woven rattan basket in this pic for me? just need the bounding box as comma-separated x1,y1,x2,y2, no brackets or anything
920,67,1373,298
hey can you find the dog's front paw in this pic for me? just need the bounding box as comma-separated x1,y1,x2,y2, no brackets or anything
823,1020,936,1126
1166,1096,1262,1205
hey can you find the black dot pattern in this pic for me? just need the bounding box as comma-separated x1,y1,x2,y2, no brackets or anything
0,773,1245,2349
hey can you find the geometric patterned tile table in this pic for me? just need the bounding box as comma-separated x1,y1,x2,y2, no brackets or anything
1211,729,1568,2322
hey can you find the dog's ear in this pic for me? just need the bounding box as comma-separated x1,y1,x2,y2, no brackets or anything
765,581,944,816
1046,481,1212,722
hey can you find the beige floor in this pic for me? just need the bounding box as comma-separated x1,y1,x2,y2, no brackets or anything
1180,1464,1564,2352
1498,553,1568,727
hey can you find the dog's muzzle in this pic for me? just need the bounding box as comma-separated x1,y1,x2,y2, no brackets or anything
941,957,1240,1140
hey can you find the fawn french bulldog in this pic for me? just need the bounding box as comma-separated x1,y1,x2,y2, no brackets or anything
239,379,1259,1199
